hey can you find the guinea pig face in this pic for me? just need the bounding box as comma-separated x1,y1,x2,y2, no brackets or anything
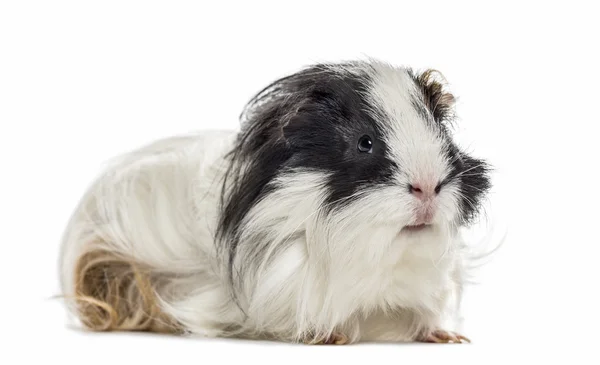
278,62,491,232
221,61,491,250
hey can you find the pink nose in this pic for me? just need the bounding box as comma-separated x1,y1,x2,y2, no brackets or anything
409,183,440,200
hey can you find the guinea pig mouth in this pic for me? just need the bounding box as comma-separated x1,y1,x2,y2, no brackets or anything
401,224,431,233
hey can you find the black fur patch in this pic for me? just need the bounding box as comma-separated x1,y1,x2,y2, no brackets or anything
442,142,492,225
216,62,399,287
456,153,491,224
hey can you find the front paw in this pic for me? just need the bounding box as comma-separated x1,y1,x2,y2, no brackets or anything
419,329,470,344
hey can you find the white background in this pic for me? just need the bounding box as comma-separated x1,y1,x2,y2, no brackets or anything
1,0,599,363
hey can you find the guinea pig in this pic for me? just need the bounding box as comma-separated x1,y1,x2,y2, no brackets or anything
58,59,491,345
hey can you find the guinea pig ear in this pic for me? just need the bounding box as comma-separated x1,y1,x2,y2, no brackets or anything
412,69,456,123
281,111,313,147
280,100,315,144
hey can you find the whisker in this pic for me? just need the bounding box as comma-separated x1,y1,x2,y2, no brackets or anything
460,182,489,194
453,163,487,180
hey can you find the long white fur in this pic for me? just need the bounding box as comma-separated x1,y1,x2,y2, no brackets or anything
60,62,474,343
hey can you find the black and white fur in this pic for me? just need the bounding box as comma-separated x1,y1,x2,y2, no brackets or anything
59,59,491,343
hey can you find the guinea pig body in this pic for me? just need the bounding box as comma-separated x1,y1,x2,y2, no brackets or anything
59,60,491,344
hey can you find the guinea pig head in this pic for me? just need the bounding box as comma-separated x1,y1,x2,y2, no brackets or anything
220,60,491,262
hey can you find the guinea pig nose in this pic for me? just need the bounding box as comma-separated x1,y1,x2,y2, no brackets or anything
409,183,436,200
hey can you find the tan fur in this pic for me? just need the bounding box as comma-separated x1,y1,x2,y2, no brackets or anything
71,248,182,334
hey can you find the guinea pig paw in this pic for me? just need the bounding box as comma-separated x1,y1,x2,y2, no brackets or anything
305,332,349,345
420,329,470,344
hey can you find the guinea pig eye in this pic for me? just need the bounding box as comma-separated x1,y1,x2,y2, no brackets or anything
357,135,373,153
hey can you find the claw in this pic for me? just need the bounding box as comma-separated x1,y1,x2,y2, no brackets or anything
423,329,471,344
